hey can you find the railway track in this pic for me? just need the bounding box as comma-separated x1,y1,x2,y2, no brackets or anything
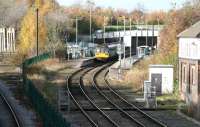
67,62,168,127
0,91,21,127
92,63,168,127
67,65,120,127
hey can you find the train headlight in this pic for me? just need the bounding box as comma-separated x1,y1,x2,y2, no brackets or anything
96,49,100,53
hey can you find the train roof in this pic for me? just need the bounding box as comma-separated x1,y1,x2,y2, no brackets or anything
96,42,119,48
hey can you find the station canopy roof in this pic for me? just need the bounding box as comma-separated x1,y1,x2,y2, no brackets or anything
178,21,200,38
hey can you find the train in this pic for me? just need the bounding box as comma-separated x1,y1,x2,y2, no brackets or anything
95,42,152,61
95,43,118,61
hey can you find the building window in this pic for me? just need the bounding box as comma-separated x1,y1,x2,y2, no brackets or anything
188,65,191,93
183,66,187,83
191,66,195,85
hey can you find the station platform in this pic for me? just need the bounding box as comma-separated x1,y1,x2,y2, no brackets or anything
108,56,141,80
111,55,140,69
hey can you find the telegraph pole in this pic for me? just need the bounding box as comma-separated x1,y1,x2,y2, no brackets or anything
36,8,39,56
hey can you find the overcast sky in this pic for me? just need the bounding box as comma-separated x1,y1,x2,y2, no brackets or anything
56,0,186,12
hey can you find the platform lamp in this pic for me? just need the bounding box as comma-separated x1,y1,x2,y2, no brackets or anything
87,0,95,43
103,16,106,44
123,16,126,66
146,20,148,47
117,16,126,67
129,18,132,63
116,16,121,42
136,20,139,56
70,17,82,59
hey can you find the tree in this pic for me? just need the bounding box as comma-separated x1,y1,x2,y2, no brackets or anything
145,11,167,25
17,0,54,58
45,8,70,56
159,2,200,56
130,3,145,23
0,0,28,27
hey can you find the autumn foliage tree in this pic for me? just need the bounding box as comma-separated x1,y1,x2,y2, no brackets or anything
17,0,54,61
125,1,200,88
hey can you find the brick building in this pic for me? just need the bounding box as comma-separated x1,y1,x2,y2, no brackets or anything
178,21,200,119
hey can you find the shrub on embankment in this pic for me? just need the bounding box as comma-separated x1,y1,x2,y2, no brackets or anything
125,1,200,90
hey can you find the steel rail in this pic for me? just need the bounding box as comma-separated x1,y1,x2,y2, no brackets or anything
92,64,146,127
103,68,168,127
0,91,21,127
67,66,120,127
67,68,98,127
79,68,120,127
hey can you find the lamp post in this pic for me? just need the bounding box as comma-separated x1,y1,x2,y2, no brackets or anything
76,17,78,45
123,16,127,68
87,0,95,57
129,18,132,63
104,16,106,44
146,20,148,46
87,0,94,43
136,20,139,57
116,17,120,42
90,4,92,42
70,17,82,59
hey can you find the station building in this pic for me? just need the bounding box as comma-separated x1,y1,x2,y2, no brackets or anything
178,21,200,119
93,25,163,55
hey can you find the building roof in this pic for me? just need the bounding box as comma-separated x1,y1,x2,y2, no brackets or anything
178,21,200,38
149,64,174,68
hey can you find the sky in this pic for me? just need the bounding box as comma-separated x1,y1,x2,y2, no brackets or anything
56,0,187,12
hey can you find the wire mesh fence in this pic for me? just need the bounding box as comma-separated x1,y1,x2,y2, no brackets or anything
22,53,71,127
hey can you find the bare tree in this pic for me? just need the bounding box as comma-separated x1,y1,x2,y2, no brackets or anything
0,0,28,27
45,8,71,56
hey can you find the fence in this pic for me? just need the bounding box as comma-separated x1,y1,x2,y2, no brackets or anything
22,53,71,127
23,52,51,67
0,28,15,53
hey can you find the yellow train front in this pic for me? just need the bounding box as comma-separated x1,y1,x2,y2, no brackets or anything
95,44,117,61
95,52,110,61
